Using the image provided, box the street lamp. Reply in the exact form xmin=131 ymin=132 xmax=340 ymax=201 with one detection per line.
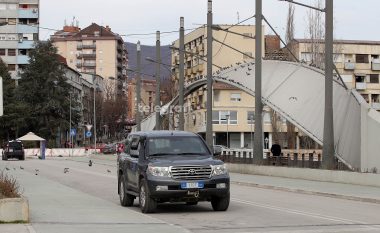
xmin=225 ymin=113 xmax=230 ymax=148
xmin=250 ymin=114 xmax=254 ymax=149
xmin=69 ymin=92 xmax=72 ymax=156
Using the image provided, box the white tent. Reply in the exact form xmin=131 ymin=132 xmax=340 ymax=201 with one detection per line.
xmin=17 ymin=132 xmax=45 ymax=141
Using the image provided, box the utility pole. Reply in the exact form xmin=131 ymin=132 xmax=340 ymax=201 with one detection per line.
xmin=322 ymin=0 xmax=335 ymax=169
xmin=136 ymin=41 xmax=142 ymax=131
xmin=253 ymin=0 xmax=264 ymax=164
xmin=93 ymin=75 xmax=97 ymax=154
xmin=178 ymin=17 xmax=185 ymax=131
xmin=69 ymin=92 xmax=72 ymax=156
xmin=206 ymin=0 xmax=213 ymax=149
xmin=155 ymin=31 xmax=161 ymax=130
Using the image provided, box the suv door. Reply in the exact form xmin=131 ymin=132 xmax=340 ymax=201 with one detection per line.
xmin=126 ymin=136 xmax=140 ymax=191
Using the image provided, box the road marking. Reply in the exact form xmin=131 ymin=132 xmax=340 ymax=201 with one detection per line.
xmin=26 ymin=224 xmax=37 ymax=233
xmin=232 ymin=198 xmax=380 ymax=230
xmin=240 ymin=227 xmax=377 ymax=233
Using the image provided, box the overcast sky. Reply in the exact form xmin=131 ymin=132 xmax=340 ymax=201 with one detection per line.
xmin=40 ymin=0 xmax=380 ymax=46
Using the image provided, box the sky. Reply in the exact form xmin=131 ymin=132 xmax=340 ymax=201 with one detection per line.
xmin=40 ymin=0 xmax=380 ymax=46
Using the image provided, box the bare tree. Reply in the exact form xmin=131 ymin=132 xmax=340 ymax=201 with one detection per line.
xmin=285 ymin=3 xmax=295 ymax=45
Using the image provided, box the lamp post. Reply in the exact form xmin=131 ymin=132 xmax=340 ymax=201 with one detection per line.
xmin=225 ymin=114 xmax=230 ymax=148
xmin=250 ymin=115 xmax=253 ymax=149
xmin=93 ymin=75 xmax=97 ymax=154
xmin=69 ymin=92 xmax=72 ymax=156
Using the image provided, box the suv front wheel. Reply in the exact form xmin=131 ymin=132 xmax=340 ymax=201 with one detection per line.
xmin=211 ymin=192 xmax=230 ymax=211
xmin=139 ymin=179 xmax=157 ymax=213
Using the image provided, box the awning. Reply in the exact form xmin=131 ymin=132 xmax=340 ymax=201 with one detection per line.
xmin=17 ymin=132 xmax=45 ymax=141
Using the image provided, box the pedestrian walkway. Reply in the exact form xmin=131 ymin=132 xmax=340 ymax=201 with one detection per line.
xmin=230 ymin=172 xmax=380 ymax=204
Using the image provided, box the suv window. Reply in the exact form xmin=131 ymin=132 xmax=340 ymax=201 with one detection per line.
xmin=148 ymin=136 xmax=209 ymax=156
xmin=8 ymin=141 xmax=23 ymax=150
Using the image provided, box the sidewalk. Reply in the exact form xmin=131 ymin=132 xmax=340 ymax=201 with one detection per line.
xmin=230 ymin=172 xmax=380 ymax=204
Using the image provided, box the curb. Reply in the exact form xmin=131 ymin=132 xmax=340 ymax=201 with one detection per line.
xmin=231 ymin=180 xmax=380 ymax=205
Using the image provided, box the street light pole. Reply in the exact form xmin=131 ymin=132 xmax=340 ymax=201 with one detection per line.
xmin=322 ymin=0 xmax=335 ymax=169
xmin=253 ymin=0 xmax=264 ymax=164
xmin=93 ymin=75 xmax=97 ymax=154
xmin=69 ymin=92 xmax=72 ymax=157
xmin=206 ymin=0 xmax=213 ymax=149
xmin=250 ymin=115 xmax=253 ymax=149
xmin=155 ymin=31 xmax=161 ymax=130
xmin=226 ymin=114 xmax=229 ymax=148
xmin=178 ymin=17 xmax=185 ymax=131
xmin=136 ymin=41 xmax=142 ymax=131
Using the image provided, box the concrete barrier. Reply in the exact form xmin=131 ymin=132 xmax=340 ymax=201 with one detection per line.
xmin=227 ymin=163 xmax=380 ymax=188
xmin=0 ymin=198 xmax=29 ymax=223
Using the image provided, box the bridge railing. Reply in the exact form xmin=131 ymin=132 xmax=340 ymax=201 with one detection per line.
xmin=217 ymin=149 xmax=350 ymax=170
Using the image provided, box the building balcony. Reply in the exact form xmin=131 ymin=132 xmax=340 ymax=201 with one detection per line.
xmin=17 ymin=55 xmax=29 ymax=64
xmin=344 ymin=62 xmax=355 ymax=70
xmin=18 ymin=9 xmax=39 ymax=19
xmin=117 ymin=53 xmax=122 ymax=60
xmin=77 ymin=53 xmax=96 ymax=59
xmin=17 ymin=40 xmax=34 ymax=49
xmin=372 ymin=62 xmax=380 ymax=71
xmin=355 ymin=82 xmax=367 ymax=90
xmin=82 ymin=63 xmax=96 ymax=68
xmin=371 ymin=102 xmax=380 ymax=110
xmin=17 ymin=24 xmax=38 ymax=34
xmin=117 ymin=44 xmax=124 ymax=51
xmin=77 ymin=44 xmax=96 ymax=50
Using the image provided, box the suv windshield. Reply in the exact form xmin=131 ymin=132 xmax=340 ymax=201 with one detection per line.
xmin=148 ymin=136 xmax=209 ymax=156
xmin=9 ymin=142 xmax=23 ymax=150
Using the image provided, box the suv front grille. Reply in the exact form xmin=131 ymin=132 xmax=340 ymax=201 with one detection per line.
xmin=170 ymin=165 xmax=212 ymax=180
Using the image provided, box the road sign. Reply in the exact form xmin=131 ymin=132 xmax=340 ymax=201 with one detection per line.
xmin=85 ymin=124 xmax=93 ymax=131
xmin=85 ymin=131 xmax=92 ymax=138
xmin=70 ymin=128 xmax=76 ymax=136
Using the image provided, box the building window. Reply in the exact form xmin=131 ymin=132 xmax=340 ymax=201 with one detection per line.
xmin=370 ymin=74 xmax=379 ymax=84
xmin=33 ymin=33 xmax=38 ymax=41
xmin=8 ymin=18 xmax=16 ymax=25
xmin=8 ymin=49 xmax=16 ymax=56
xmin=214 ymin=90 xmax=220 ymax=102
xmin=372 ymin=94 xmax=380 ymax=103
xmin=18 ymin=49 xmax=27 ymax=55
xmin=230 ymin=93 xmax=241 ymax=102
xmin=247 ymin=111 xmax=254 ymax=124
xmin=0 ymin=49 xmax=5 ymax=56
xmin=212 ymin=111 xmax=238 ymax=125
xmin=243 ymin=52 xmax=252 ymax=59
xmin=8 ymin=64 xmax=16 ymax=71
xmin=356 ymin=54 xmax=369 ymax=64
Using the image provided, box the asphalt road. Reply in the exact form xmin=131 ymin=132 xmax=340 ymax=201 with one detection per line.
xmin=2 ymin=156 xmax=380 ymax=233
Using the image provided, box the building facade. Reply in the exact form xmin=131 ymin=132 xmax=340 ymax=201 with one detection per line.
xmin=0 ymin=0 xmax=39 ymax=82
xmin=51 ymin=23 xmax=127 ymax=97
xmin=127 ymin=78 xmax=157 ymax=122
xmin=171 ymin=25 xmax=275 ymax=149
xmin=290 ymin=39 xmax=380 ymax=111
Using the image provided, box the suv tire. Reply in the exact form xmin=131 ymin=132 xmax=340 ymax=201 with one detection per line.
xmin=139 ymin=178 xmax=157 ymax=213
xmin=2 ymin=154 xmax=7 ymax=161
xmin=119 ymin=175 xmax=135 ymax=207
xmin=211 ymin=192 xmax=230 ymax=211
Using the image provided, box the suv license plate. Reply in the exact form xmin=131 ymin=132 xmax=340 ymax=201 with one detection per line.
xmin=181 ymin=182 xmax=204 ymax=189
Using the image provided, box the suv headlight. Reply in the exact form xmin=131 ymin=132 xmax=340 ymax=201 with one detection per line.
xmin=147 ymin=166 xmax=171 ymax=177
xmin=211 ymin=164 xmax=228 ymax=176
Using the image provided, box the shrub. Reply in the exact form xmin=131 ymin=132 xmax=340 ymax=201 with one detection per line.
xmin=0 ymin=171 xmax=21 ymax=199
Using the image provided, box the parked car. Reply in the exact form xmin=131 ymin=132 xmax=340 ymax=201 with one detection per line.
xmin=102 ymin=143 xmax=116 ymax=154
xmin=2 ymin=140 xmax=25 ymax=161
xmin=117 ymin=131 xmax=230 ymax=213
xmin=213 ymin=145 xmax=229 ymax=153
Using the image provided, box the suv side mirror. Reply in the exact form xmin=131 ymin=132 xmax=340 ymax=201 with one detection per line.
xmin=213 ymin=146 xmax=222 ymax=156
xmin=130 ymin=149 xmax=139 ymax=158
xmin=130 ymin=140 xmax=139 ymax=150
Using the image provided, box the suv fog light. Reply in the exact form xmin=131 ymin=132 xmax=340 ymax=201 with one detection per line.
xmin=216 ymin=183 xmax=226 ymax=189
xmin=156 ymin=185 xmax=168 ymax=191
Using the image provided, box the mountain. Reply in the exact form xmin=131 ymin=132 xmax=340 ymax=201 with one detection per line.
xmin=125 ymin=42 xmax=171 ymax=80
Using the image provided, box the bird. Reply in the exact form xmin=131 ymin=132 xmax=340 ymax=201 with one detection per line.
xmin=248 ymin=68 xmax=252 ymax=71
xmin=20 ymin=166 xmax=24 ymax=170
xmin=246 ymin=72 xmax=251 ymax=76
xmin=64 ymin=168 xmax=69 ymax=174
xmin=5 ymin=167 xmax=10 ymax=171
xmin=88 ymin=160 xmax=93 ymax=167
xmin=35 ymin=169 xmax=39 ymax=175
xmin=107 ymin=169 xmax=111 ymax=173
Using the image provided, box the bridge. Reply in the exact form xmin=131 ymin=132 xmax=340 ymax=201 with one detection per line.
xmin=134 ymin=60 xmax=380 ymax=172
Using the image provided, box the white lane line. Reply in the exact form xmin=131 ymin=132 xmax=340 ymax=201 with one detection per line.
xmin=232 ymin=198 xmax=380 ymax=230
xmin=240 ymin=227 xmax=376 ymax=233
xmin=26 ymin=224 xmax=37 ymax=233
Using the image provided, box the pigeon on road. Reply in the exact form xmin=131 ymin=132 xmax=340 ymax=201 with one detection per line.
xmin=64 ymin=168 xmax=69 ymax=174
xmin=20 ymin=166 xmax=24 ymax=170
xmin=5 ymin=167 xmax=10 ymax=171
xmin=107 ymin=169 xmax=111 ymax=173
xmin=35 ymin=169 xmax=39 ymax=175
xmin=88 ymin=160 xmax=93 ymax=167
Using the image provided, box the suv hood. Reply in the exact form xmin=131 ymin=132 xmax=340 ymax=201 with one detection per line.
xmin=149 ymin=155 xmax=223 ymax=166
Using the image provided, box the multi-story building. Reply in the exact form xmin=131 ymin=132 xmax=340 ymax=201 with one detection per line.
xmin=0 ymin=0 xmax=39 ymax=82
xmin=290 ymin=39 xmax=380 ymax=111
xmin=127 ymin=78 xmax=157 ymax=122
xmin=171 ymin=25 xmax=272 ymax=148
xmin=51 ymin=23 xmax=127 ymax=97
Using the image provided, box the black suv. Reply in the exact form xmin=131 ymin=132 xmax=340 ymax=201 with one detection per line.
xmin=117 ymin=131 xmax=230 ymax=213
xmin=2 ymin=140 xmax=25 ymax=161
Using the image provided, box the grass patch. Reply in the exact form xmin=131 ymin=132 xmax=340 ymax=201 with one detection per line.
xmin=0 ymin=220 xmax=28 ymax=224
xmin=0 ymin=171 xmax=21 ymax=199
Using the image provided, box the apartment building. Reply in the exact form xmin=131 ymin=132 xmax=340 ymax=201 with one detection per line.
xmin=51 ymin=23 xmax=127 ymax=97
xmin=171 ymin=25 xmax=273 ymax=148
xmin=290 ymin=39 xmax=380 ymax=110
xmin=0 ymin=0 xmax=39 ymax=81
xmin=127 ymin=78 xmax=157 ymax=122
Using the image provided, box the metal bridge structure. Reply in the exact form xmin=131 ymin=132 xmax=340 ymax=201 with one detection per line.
xmin=133 ymin=60 xmax=380 ymax=172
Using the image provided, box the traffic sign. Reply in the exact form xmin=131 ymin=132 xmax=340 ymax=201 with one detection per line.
xmin=70 ymin=128 xmax=76 ymax=136
xmin=85 ymin=131 xmax=92 ymax=138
